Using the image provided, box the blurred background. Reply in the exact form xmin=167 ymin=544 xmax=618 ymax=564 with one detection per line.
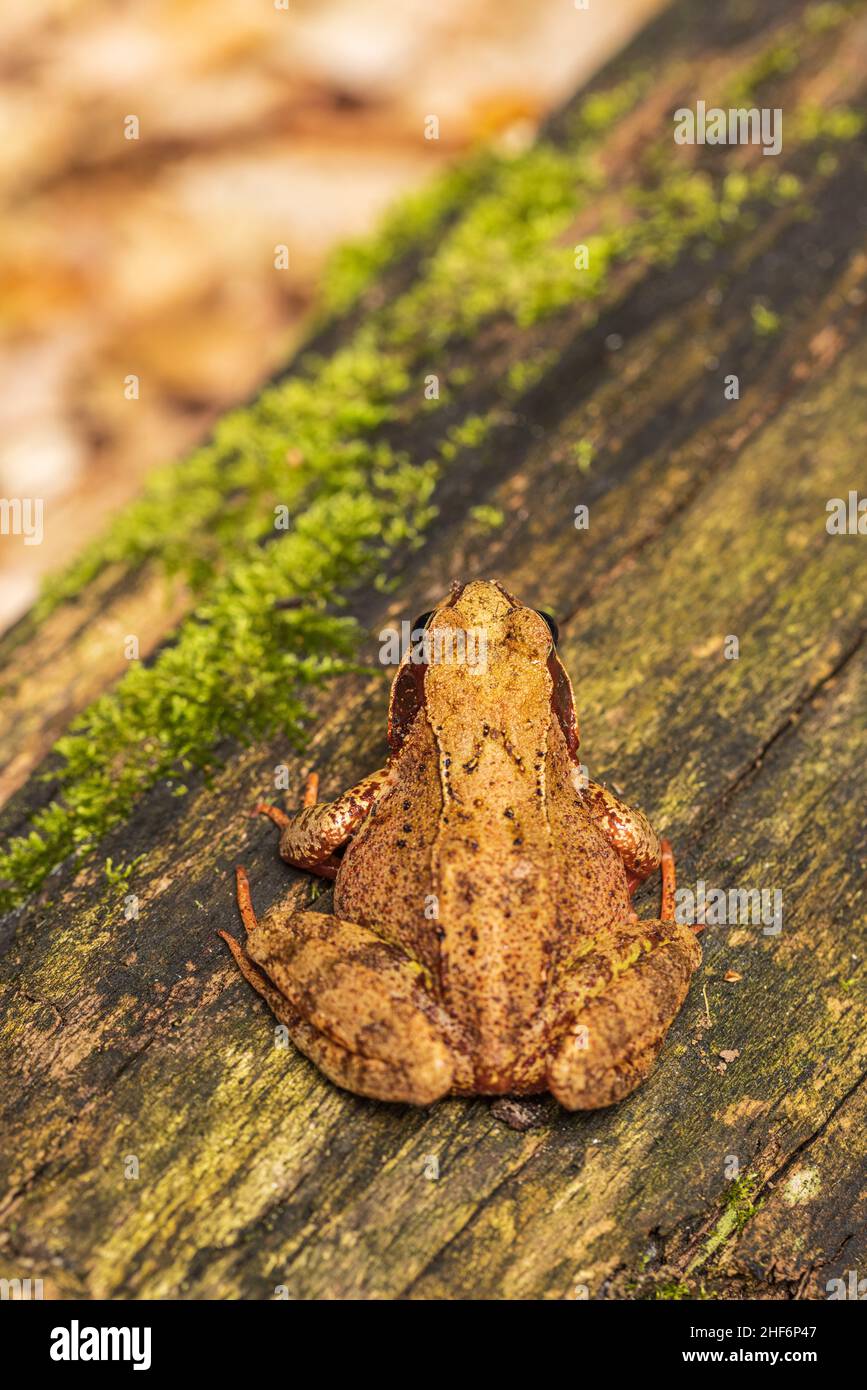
xmin=0 ymin=0 xmax=663 ymax=632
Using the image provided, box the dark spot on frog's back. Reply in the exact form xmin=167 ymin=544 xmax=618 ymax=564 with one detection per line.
xmin=455 ymin=873 xmax=475 ymax=904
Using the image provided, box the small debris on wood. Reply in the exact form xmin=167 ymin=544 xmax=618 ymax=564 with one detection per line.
xmin=491 ymin=1097 xmax=548 ymax=1131
xmin=717 ymin=1048 xmax=741 ymax=1072
xmin=724 ymin=971 xmax=743 ymax=982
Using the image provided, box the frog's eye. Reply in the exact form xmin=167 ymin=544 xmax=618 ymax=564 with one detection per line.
xmin=536 ymin=610 xmax=559 ymax=645
xmin=412 ymin=610 xmax=435 ymax=632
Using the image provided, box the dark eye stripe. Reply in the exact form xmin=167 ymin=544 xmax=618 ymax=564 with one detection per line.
xmin=536 ymin=610 xmax=559 ymax=645
xmin=412 ymin=611 xmax=434 ymax=631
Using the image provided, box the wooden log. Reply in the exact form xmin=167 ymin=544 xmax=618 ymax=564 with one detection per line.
xmin=1 ymin=0 xmax=865 ymax=1299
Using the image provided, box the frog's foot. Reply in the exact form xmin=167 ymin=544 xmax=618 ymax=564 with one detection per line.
xmin=254 ymin=767 xmax=394 ymax=881
xmin=220 ymin=872 xmax=462 ymax=1105
xmin=545 ymin=918 xmax=701 ymax=1110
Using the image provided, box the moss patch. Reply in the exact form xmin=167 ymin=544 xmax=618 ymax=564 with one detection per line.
xmin=687 ymin=1172 xmax=764 ymax=1274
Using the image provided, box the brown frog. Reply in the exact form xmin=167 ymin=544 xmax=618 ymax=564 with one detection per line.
xmin=220 ymin=579 xmax=701 ymax=1109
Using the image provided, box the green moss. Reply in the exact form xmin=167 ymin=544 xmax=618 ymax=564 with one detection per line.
xmin=504 ymin=354 xmax=555 ymax=396
xmin=0 ymin=451 xmax=440 ymax=910
xmin=572 ymin=439 xmax=595 ymax=473
xmin=569 ymin=73 xmax=650 ymax=139
xmin=751 ymin=302 xmax=781 ymax=337
xmin=388 ymin=144 xmax=601 ymax=340
xmin=440 ymin=412 xmax=496 ymax=460
xmin=796 ymin=104 xmax=865 ymax=142
xmin=725 ymin=1172 xmax=763 ymax=1234
xmin=652 ymin=1279 xmax=714 ymax=1300
xmin=654 ymin=1280 xmax=690 ymax=1300
xmin=103 ymin=855 xmax=145 ymax=889
xmin=632 ymin=1176 xmax=765 ymax=1298
xmin=725 ymin=41 xmax=799 ymax=106
xmin=468 ymin=504 xmax=505 ymax=532
xmin=688 ymin=1172 xmax=763 ymax=1273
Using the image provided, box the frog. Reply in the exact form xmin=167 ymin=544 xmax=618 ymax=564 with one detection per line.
xmin=219 ymin=578 xmax=701 ymax=1109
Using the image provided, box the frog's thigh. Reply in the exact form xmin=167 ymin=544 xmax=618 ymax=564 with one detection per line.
xmin=244 ymin=907 xmax=456 ymax=1105
xmin=546 ymin=920 xmax=701 ymax=1110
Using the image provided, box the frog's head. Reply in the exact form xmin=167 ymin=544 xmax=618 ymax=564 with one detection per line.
xmin=387 ymin=579 xmax=580 ymax=760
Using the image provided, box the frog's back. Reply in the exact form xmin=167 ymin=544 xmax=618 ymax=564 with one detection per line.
xmin=334 ymin=713 xmax=446 ymax=981
xmin=423 ymin=639 xmax=566 ymax=1090
xmin=424 ymin=680 xmax=551 ymax=1087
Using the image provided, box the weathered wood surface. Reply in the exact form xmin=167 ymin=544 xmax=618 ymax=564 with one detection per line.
xmin=1 ymin=0 xmax=866 ymax=1299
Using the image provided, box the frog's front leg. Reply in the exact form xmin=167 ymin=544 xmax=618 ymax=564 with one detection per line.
xmin=544 ymin=918 xmax=701 ymax=1110
xmin=256 ymin=766 xmax=395 ymax=880
xmin=582 ymin=778 xmax=662 ymax=894
xmin=219 ymin=869 xmax=467 ymax=1104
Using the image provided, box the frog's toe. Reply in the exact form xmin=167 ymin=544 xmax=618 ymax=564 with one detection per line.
xmin=546 ymin=919 xmax=701 ymax=1110
xmin=549 ymin=1034 xmax=660 ymax=1110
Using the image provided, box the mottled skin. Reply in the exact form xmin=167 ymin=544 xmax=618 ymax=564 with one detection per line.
xmin=221 ymin=580 xmax=701 ymax=1109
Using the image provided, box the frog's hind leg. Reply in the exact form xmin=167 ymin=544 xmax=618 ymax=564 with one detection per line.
xmin=254 ymin=767 xmax=394 ymax=881
xmin=545 ymin=918 xmax=701 ymax=1110
xmin=220 ymin=877 xmax=462 ymax=1104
